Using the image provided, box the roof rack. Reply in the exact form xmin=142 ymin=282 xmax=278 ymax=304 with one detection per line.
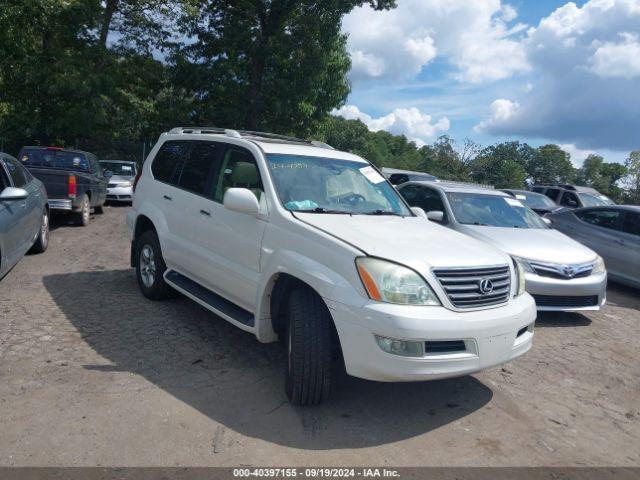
xmin=167 ymin=127 xmax=334 ymax=149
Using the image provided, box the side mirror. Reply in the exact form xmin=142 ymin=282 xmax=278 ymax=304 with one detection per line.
xmin=223 ymin=188 xmax=260 ymax=216
xmin=426 ymin=210 xmax=444 ymax=222
xmin=104 ymin=170 xmax=113 ymax=178
xmin=410 ymin=207 xmax=427 ymax=218
xmin=0 ymin=187 xmax=28 ymax=201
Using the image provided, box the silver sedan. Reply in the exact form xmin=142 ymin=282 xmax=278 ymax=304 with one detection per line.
xmin=398 ymin=181 xmax=608 ymax=311
xmin=547 ymin=205 xmax=640 ymax=289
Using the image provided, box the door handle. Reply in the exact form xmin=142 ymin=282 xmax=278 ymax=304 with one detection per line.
xmin=200 ymin=209 xmax=211 ymax=217
xmin=163 ymin=195 xmax=172 ymax=201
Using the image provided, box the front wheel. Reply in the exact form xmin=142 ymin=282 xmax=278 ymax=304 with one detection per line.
xmin=285 ymin=288 xmax=333 ymax=405
xmin=29 ymin=208 xmax=49 ymax=254
xmin=135 ymin=230 xmax=172 ymax=300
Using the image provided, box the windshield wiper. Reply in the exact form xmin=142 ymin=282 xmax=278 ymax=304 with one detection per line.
xmin=296 ymin=207 xmax=352 ymax=215
xmin=363 ymin=210 xmax=402 ymax=216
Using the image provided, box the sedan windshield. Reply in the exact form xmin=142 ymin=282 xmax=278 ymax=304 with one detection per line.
xmin=514 ymin=192 xmax=557 ymax=210
xmin=266 ymin=154 xmax=412 ymax=216
xmin=579 ymin=192 xmax=615 ymax=207
xmin=101 ymin=161 xmax=136 ymax=176
xmin=447 ymin=192 xmax=548 ymax=228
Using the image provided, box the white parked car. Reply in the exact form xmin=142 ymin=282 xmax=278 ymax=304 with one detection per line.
xmin=398 ymin=181 xmax=607 ymax=311
xmin=127 ymin=128 xmax=536 ymax=405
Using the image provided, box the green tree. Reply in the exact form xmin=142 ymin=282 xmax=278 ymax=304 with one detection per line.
xmin=177 ymin=0 xmax=395 ymax=135
xmin=577 ymin=154 xmax=627 ymax=202
xmin=624 ymin=151 xmax=640 ymax=204
xmin=528 ymin=144 xmax=576 ymax=184
xmin=469 ymin=142 xmax=532 ymax=188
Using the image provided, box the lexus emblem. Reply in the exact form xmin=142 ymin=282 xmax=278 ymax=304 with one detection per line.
xmin=479 ymin=278 xmax=494 ymax=294
xmin=562 ymin=265 xmax=575 ymax=277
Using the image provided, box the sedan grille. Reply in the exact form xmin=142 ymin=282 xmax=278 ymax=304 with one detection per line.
xmin=532 ymin=295 xmax=598 ymax=308
xmin=433 ymin=265 xmax=511 ymax=309
xmin=529 ymin=261 xmax=593 ymax=280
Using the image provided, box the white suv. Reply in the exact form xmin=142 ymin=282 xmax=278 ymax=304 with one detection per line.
xmin=127 ymin=127 xmax=536 ymax=405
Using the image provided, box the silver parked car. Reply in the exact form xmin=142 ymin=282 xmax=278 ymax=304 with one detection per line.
xmin=398 ymin=181 xmax=607 ymax=311
xmin=547 ymin=206 xmax=640 ymax=289
xmin=0 ymin=153 xmax=49 ymax=279
xmin=100 ymin=160 xmax=137 ymax=204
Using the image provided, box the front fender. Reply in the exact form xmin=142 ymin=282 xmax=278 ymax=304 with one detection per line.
xmin=254 ymin=249 xmax=363 ymax=343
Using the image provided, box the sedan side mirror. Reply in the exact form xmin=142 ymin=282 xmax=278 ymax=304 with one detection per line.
xmin=0 ymin=187 xmax=28 ymax=201
xmin=426 ymin=210 xmax=444 ymax=222
xmin=223 ymin=188 xmax=260 ymax=216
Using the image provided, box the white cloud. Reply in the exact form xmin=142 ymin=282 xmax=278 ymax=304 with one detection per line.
xmin=333 ymin=105 xmax=450 ymax=145
xmin=474 ymin=99 xmax=520 ymax=133
xmin=589 ymin=33 xmax=640 ymax=78
xmin=476 ymin=0 xmax=640 ymax=150
xmin=559 ymin=144 xmax=598 ymax=167
xmin=342 ymin=0 xmax=530 ymax=83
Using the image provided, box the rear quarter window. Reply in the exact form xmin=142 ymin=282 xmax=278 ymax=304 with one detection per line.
xmin=151 ymin=141 xmax=190 ymax=184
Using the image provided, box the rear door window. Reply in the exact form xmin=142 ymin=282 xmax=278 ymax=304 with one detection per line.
xmin=560 ymin=192 xmax=579 ymax=207
xmin=544 ymin=188 xmax=561 ymax=201
xmin=151 ymin=141 xmax=190 ymax=185
xmin=575 ymin=208 xmax=622 ymax=231
xmin=176 ymin=141 xmax=220 ymax=196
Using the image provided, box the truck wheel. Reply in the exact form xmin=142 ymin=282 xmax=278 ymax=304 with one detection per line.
xmin=285 ymin=288 xmax=333 ymax=405
xmin=135 ymin=230 xmax=172 ymax=300
xmin=29 ymin=208 xmax=49 ymax=254
xmin=75 ymin=195 xmax=90 ymax=226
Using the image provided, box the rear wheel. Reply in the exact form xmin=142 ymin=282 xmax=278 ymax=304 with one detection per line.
xmin=135 ymin=230 xmax=172 ymax=300
xmin=75 ymin=194 xmax=90 ymax=226
xmin=29 ymin=208 xmax=49 ymax=254
xmin=285 ymin=288 xmax=333 ymax=405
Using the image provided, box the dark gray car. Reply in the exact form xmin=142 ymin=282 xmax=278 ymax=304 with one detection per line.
xmin=0 ymin=153 xmax=49 ymax=279
xmin=547 ymin=206 xmax=640 ymax=289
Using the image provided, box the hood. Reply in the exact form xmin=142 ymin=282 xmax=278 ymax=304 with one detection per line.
xmin=457 ymin=225 xmax=597 ymax=264
xmin=294 ymin=213 xmax=510 ymax=270
xmin=109 ymin=174 xmax=134 ymax=183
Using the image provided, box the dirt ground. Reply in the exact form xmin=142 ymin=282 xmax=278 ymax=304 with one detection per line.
xmin=0 ymin=205 xmax=638 ymax=467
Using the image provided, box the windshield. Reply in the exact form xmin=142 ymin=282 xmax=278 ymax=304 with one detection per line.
xmin=101 ymin=161 xmax=136 ymax=176
xmin=447 ymin=192 xmax=548 ymax=228
xmin=579 ymin=192 xmax=614 ymax=207
xmin=266 ymin=154 xmax=412 ymax=216
xmin=513 ymin=191 xmax=557 ymax=209
xmin=19 ymin=148 xmax=89 ymax=171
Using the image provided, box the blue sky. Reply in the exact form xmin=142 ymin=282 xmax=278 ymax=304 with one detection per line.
xmin=336 ymin=0 xmax=639 ymax=165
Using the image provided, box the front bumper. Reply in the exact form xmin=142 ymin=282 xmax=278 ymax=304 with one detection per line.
xmin=107 ymin=185 xmax=133 ymax=202
xmin=326 ymin=293 xmax=536 ymax=382
xmin=525 ymin=271 xmax=607 ymax=311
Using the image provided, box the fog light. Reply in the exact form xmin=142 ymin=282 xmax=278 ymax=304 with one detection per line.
xmin=375 ymin=335 xmax=423 ymax=357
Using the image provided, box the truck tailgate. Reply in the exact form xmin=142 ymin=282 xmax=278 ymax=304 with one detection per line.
xmin=26 ymin=168 xmax=71 ymax=199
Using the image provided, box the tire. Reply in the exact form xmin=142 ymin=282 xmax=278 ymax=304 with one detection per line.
xmin=75 ymin=194 xmax=90 ymax=226
xmin=29 ymin=208 xmax=49 ymax=254
xmin=285 ymin=288 xmax=333 ymax=405
xmin=135 ymin=229 xmax=172 ymax=300
xmin=94 ymin=204 xmax=104 ymax=214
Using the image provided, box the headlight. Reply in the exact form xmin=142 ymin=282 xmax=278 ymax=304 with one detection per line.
xmin=356 ymin=257 xmax=440 ymax=305
xmin=118 ymin=181 xmax=133 ymax=188
xmin=512 ymin=257 xmax=527 ymax=296
xmin=592 ymin=255 xmax=605 ymax=274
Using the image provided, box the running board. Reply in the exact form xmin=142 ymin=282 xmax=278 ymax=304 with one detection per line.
xmin=164 ymin=270 xmax=255 ymax=329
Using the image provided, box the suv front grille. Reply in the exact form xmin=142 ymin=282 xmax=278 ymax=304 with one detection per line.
xmin=433 ymin=266 xmax=511 ymax=309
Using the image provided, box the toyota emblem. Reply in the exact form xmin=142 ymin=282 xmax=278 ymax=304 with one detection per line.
xmin=562 ymin=265 xmax=575 ymax=277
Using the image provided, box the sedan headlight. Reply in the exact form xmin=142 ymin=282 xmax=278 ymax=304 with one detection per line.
xmin=512 ymin=257 xmax=527 ymax=296
xmin=118 ymin=181 xmax=133 ymax=188
xmin=592 ymin=255 xmax=605 ymax=274
xmin=356 ymin=257 xmax=440 ymax=305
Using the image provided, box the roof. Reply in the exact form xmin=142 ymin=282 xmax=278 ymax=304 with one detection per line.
xmin=100 ymin=159 xmax=136 ymax=164
xmin=21 ymin=146 xmax=93 ymax=155
xmin=164 ymin=127 xmax=367 ymax=163
xmin=533 ymin=183 xmax=602 ymax=195
xmin=502 ymin=189 xmax=547 ymax=197
xmin=404 ymin=180 xmax=507 ymax=196
xmin=576 ymin=204 xmax=640 ymax=212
